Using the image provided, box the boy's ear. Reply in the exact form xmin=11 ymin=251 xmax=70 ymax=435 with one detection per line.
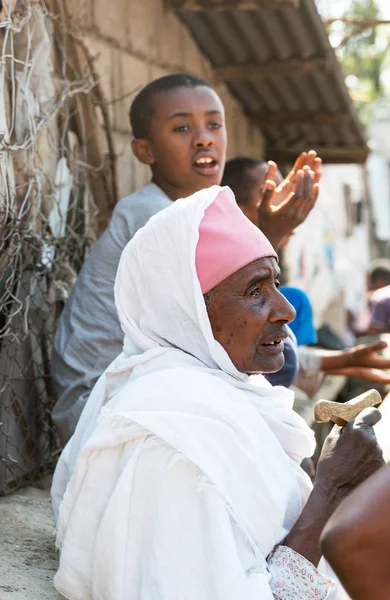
xmin=131 ymin=138 xmax=156 ymax=166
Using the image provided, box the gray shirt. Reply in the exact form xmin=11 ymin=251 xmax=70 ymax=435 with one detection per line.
xmin=51 ymin=183 xmax=171 ymax=442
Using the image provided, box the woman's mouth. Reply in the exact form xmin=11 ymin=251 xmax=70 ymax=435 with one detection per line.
xmin=260 ymin=339 xmax=285 ymax=354
xmin=193 ymin=155 xmax=219 ymax=176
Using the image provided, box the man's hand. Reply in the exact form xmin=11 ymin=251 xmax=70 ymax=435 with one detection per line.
xmin=267 ymin=150 xmax=322 ymax=206
xmin=320 ymin=341 xmax=390 ymax=375
xmin=329 ymin=366 xmax=390 ymax=385
xmin=257 ymin=150 xmax=322 ymax=250
xmin=344 ymin=341 xmax=390 ymax=370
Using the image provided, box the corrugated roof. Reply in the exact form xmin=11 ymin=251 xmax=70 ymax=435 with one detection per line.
xmin=176 ymin=0 xmax=368 ymax=164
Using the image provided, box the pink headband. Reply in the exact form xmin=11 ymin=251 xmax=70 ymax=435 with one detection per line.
xmin=195 ymin=188 xmax=277 ymax=294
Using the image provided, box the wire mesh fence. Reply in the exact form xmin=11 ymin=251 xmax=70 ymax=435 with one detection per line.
xmin=0 ymin=0 xmax=117 ymax=494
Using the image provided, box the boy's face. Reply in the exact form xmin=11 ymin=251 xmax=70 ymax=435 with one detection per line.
xmin=132 ymin=86 xmax=227 ymax=200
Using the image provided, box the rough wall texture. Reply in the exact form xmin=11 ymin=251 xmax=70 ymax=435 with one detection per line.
xmin=69 ymin=0 xmax=264 ymax=200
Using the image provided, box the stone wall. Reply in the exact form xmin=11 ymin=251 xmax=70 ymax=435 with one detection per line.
xmin=69 ymin=0 xmax=265 ymax=200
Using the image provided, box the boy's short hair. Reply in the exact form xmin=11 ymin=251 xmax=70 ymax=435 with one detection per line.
xmin=130 ymin=73 xmax=212 ymax=139
xmin=222 ymin=157 xmax=267 ymax=207
xmin=369 ymin=259 xmax=390 ymax=285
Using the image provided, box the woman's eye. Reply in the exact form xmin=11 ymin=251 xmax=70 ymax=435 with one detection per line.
xmin=209 ymin=122 xmax=222 ymax=130
xmin=173 ymin=125 xmax=190 ymax=133
xmin=249 ymin=287 xmax=262 ymax=297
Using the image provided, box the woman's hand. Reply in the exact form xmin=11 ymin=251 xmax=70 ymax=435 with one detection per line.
xmin=315 ymin=407 xmax=385 ymax=499
xmin=257 ymin=151 xmax=322 ymax=249
xmin=284 ymin=408 xmax=384 ymax=567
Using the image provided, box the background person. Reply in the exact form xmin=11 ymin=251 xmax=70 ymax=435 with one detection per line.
xmin=280 ymin=286 xmax=318 ymax=346
xmin=321 ymin=463 xmax=390 ymax=600
xmin=366 ymin=259 xmax=390 ymax=335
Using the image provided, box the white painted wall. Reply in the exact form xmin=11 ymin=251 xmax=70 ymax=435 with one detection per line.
xmin=367 ymin=153 xmax=390 ymax=242
xmin=367 ymin=101 xmax=390 ymax=243
xmin=283 ymin=164 xmax=370 ymax=332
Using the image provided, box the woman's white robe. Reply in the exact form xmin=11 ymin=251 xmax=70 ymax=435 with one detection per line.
xmin=52 ymin=186 xmax=345 ymax=599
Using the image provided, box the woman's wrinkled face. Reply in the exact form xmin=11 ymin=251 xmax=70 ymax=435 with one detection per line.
xmin=205 ymin=257 xmax=296 ymax=374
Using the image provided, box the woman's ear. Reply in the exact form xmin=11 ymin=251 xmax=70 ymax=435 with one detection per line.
xmin=131 ymin=138 xmax=156 ymax=165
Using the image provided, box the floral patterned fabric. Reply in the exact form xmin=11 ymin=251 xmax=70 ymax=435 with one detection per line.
xmin=268 ymin=545 xmax=334 ymax=599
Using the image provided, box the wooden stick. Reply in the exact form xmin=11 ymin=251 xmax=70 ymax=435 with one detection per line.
xmin=315 ymin=389 xmax=382 ymax=426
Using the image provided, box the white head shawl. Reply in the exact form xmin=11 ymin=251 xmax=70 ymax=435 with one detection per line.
xmin=56 ymin=185 xmax=315 ymax=564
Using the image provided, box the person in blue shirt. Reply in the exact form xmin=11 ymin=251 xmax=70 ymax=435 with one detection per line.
xmin=280 ymin=286 xmax=317 ymax=346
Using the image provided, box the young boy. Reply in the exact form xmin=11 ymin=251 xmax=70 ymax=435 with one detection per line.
xmin=52 ymin=75 xmax=318 ymax=443
xmin=52 ymin=73 xmax=227 ymax=443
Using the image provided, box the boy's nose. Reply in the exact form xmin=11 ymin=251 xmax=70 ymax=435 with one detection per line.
xmin=193 ymin=128 xmax=214 ymax=148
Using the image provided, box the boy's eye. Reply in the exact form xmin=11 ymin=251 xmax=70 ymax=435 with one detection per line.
xmin=173 ymin=125 xmax=190 ymax=133
xmin=209 ymin=122 xmax=222 ymax=130
xmin=275 ymin=280 xmax=280 ymax=289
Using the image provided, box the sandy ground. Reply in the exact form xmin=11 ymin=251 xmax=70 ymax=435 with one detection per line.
xmin=0 ymin=485 xmax=63 ymax=599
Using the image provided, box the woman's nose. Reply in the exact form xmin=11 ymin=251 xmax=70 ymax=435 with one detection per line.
xmin=271 ymin=292 xmax=296 ymax=324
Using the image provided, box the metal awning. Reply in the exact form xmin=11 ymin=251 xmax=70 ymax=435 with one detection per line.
xmin=170 ymin=0 xmax=369 ymax=164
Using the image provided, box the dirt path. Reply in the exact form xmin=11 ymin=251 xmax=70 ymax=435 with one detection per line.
xmin=0 ymin=487 xmax=62 ymax=599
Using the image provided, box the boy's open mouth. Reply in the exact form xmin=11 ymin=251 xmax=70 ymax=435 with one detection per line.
xmin=193 ymin=153 xmax=219 ymax=176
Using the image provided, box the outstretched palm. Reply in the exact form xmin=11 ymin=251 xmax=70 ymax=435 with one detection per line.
xmin=257 ymin=150 xmax=322 ymax=249
xmin=345 ymin=341 xmax=390 ymax=370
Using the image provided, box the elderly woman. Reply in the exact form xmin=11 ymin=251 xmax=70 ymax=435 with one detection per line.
xmin=52 ymin=186 xmax=383 ymax=600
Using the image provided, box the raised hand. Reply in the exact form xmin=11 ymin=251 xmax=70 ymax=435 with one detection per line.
xmin=257 ymin=150 xmax=322 ymax=249
xmin=267 ymin=150 xmax=322 ymax=206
